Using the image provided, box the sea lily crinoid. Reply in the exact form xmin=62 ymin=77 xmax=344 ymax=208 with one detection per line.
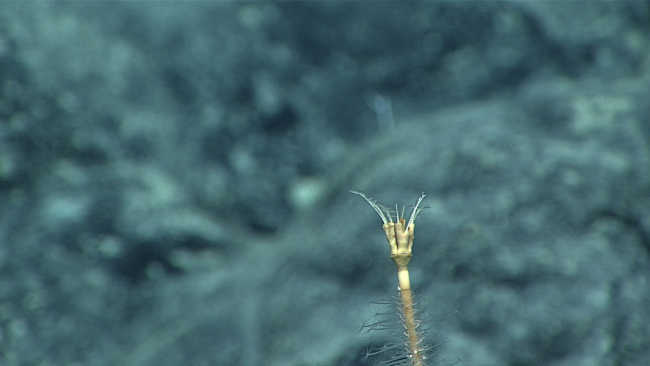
xmin=349 ymin=191 xmax=427 ymax=266
xmin=351 ymin=191 xmax=429 ymax=366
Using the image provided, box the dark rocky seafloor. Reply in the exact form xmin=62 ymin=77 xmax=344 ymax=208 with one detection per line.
xmin=1 ymin=2 xmax=649 ymax=365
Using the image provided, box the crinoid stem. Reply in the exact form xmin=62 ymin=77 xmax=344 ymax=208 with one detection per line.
xmin=351 ymin=191 xmax=427 ymax=366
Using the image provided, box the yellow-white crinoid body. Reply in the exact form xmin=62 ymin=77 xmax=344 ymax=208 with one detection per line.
xmin=351 ymin=191 xmax=429 ymax=366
